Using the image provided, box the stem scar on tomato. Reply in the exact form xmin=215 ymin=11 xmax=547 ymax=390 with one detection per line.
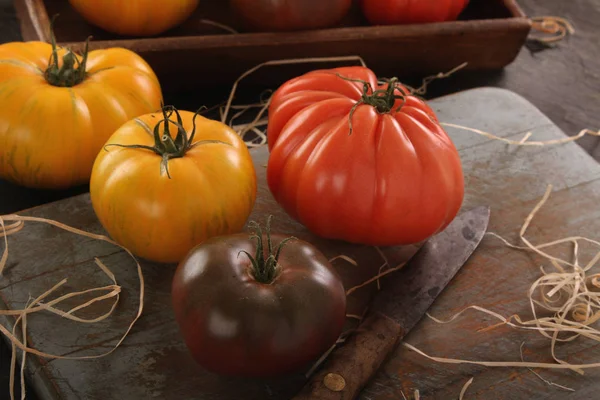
xmin=44 ymin=15 xmax=93 ymax=88
xmin=103 ymin=105 xmax=232 ymax=179
xmin=335 ymin=73 xmax=409 ymax=136
xmin=239 ymin=215 xmax=297 ymax=284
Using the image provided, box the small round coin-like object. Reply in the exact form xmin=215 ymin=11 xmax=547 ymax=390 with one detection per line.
xmin=323 ymin=373 xmax=346 ymax=392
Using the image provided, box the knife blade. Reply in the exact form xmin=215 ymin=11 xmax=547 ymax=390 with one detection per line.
xmin=292 ymin=205 xmax=491 ymax=400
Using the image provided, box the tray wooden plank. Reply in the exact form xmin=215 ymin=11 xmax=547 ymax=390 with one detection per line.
xmin=3 ymin=87 xmax=600 ymax=399
xmin=13 ymin=0 xmax=531 ymax=91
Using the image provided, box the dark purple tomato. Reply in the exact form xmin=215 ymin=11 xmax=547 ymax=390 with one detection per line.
xmin=171 ymin=219 xmax=347 ymax=377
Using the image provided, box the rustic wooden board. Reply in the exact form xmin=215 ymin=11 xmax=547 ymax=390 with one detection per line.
xmin=12 ymin=0 xmax=531 ymax=92
xmin=2 ymin=87 xmax=600 ymax=399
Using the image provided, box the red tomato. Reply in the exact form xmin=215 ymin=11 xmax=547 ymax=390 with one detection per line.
xmin=171 ymin=218 xmax=347 ymax=377
xmin=266 ymin=66 xmax=464 ymax=246
xmin=361 ymin=0 xmax=469 ymax=25
xmin=230 ymin=0 xmax=352 ymax=31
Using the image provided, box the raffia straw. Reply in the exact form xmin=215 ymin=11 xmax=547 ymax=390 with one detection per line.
xmin=410 ymin=62 xmax=468 ymax=96
xmin=304 ymin=323 xmax=362 ymax=378
xmin=399 ymin=378 xmax=473 ymax=399
xmin=229 ymin=103 xmax=267 ymax=110
xmin=404 ymin=184 xmax=600 ymax=374
xmin=530 ymin=16 xmax=575 ymax=44
xmin=345 ymin=262 xmax=405 ymax=296
xmin=0 ymin=220 xmax=23 ymax=237
xmin=520 ymin=342 xmax=575 ymax=392
xmin=221 ymin=55 xmax=367 ymax=123
xmin=10 ymin=296 xmax=32 ymax=400
xmin=199 ymin=19 xmax=239 ymax=34
xmin=227 ymin=97 xmax=272 ymax=131
xmin=345 ymin=314 xmax=363 ymax=320
xmin=220 ymin=56 xmax=367 ymax=143
xmin=231 ymin=120 xmax=268 ymax=131
xmin=403 ymin=341 xmax=600 ymax=371
xmin=441 ymin=124 xmax=600 ymax=147
xmin=306 ymin=308 xmax=369 ymax=378
xmin=0 ymin=279 xmax=120 ymax=318
xmin=0 ymin=214 xmax=145 ymax=400
xmin=304 ymin=340 xmax=339 ymax=378
xmin=19 ymin=305 xmax=27 ymax=400
xmin=329 ymin=255 xmax=358 ymax=266
xmin=236 ymin=101 xmax=271 ymax=144
xmin=344 ymin=246 xmax=408 ymax=296
xmin=11 ymin=286 xmax=65 ymax=399
xmin=247 ymin=128 xmax=268 ymax=148
xmin=220 ymin=59 xmax=469 ymax=145
xmin=375 ymin=247 xmax=390 ymax=290
xmin=459 ymin=377 xmax=474 ymax=400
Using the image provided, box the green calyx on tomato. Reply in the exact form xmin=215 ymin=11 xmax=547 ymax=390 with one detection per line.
xmin=104 ymin=105 xmax=230 ymax=178
xmin=240 ymin=216 xmax=296 ymax=284
xmin=44 ymin=17 xmax=91 ymax=88
xmin=337 ymin=73 xmax=407 ymax=135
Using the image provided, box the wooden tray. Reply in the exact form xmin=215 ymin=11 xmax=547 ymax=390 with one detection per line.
xmin=13 ymin=0 xmax=531 ymax=93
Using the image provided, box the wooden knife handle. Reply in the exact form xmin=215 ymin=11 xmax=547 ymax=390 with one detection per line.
xmin=292 ymin=312 xmax=405 ymax=400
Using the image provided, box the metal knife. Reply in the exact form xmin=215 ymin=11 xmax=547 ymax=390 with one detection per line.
xmin=292 ymin=206 xmax=491 ymax=400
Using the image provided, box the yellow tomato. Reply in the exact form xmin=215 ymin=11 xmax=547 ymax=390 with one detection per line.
xmin=90 ymin=107 xmax=257 ymax=264
xmin=69 ymin=0 xmax=200 ymax=36
xmin=0 ymin=37 xmax=162 ymax=189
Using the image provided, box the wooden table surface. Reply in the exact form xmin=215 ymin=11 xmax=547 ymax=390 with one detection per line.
xmin=0 ymin=0 xmax=599 ymax=398
xmin=2 ymin=86 xmax=600 ymax=400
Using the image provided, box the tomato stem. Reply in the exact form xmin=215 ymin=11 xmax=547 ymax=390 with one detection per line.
xmin=44 ymin=15 xmax=91 ymax=88
xmin=241 ymin=216 xmax=296 ymax=284
xmin=335 ymin=73 xmax=408 ymax=135
xmin=104 ymin=105 xmax=232 ymax=179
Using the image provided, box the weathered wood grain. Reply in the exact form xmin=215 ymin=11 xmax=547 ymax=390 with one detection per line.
xmin=417 ymin=0 xmax=600 ymax=159
xmin=358 ymin=89 xmax=600 ymax=400
xmin=293 ymin=313 xmax=405 ymax=400
xmin=0 ymin=157 xmax=419 ymax=400
xmin=1 ymin=87 xmax=600 ymax=399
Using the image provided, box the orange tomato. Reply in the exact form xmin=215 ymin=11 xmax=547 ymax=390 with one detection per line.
xmin=0 ymin=37 xmax=162 ymax=189
xmin=69 ymin=0 xmax=200 ymax=36
xmin=90 ymin=107 xmax=257 ymax=264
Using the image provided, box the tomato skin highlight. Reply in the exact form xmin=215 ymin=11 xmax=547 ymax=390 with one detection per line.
xmin=360 ymin=0 xmax=470 ymax=25
xmin=171 ymin=233 xmax=347 ymax=377
xmin=90 ymin=110 xmax=257 ymax=264
xmin=68 ymin=0 xmax=200 ymax=36
xmin=266 ymin=66 xmax=464 ymax=246
xmin=230 ymin=0 xmax=352 ymax=32
xmin=0 ymin=41 xmax=162 ymax=189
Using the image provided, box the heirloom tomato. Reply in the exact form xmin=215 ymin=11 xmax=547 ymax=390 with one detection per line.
xmin=230 ymin=0 xmax=352 ymax=32
xmin=90 ymin=106 xmax=257 ymax=264
xmin=69 ymin=0 xmax=200 ymax=36
xmin=361 ymin=0 xmax=469 ymax=25
xmin=0 ymin=33 xmax=162 ymax=189
xmin=267 ymin=66 xmax=464 ymax=246
xmin=172 ymin=217 xmax=347 ymax=377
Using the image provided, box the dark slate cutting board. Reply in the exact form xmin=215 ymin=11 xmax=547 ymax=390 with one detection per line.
xmin=2 ymin=87 xmax=600 ymax=399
